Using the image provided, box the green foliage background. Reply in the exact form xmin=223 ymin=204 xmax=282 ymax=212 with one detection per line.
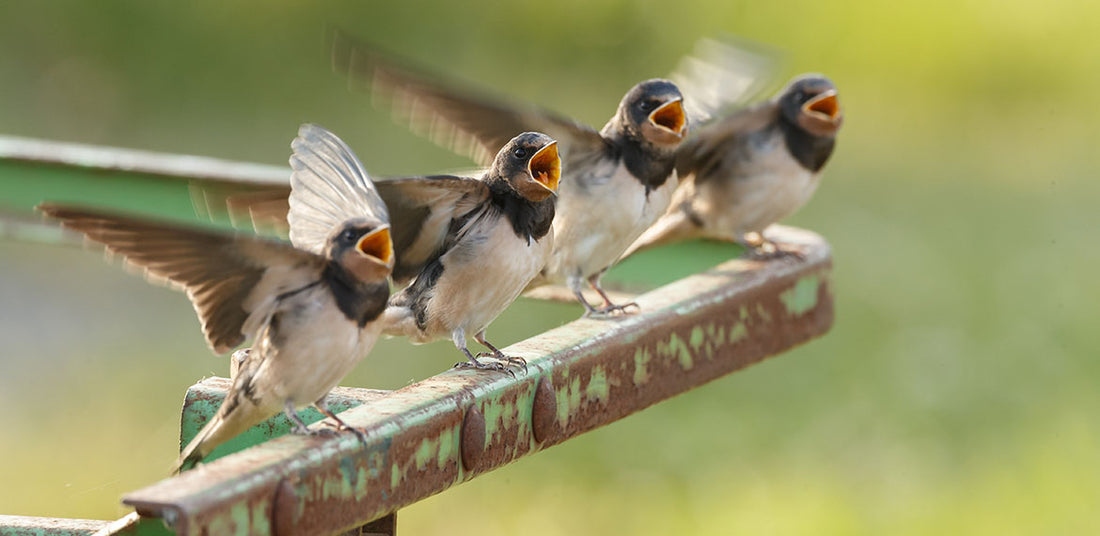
xmin=1 ymin=1 xmax=1097 ymax=533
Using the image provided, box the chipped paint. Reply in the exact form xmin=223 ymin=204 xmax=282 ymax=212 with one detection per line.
xmin=689 ymin=326 xmax=705 ymax=351
xmin=586 ymin=366 xmax=609 ymax=402
xmin=119 ymin=225 xmax=834 ymax=536
xmin=658 ymin=333 xmax=694 ymax=371
xmin=729 ymin=322 xmax=748 ymax=344
xmin=781 ymin=274 xmax=820 ymax=316
xmin=632 ymin=347 xmax=651 ymax=386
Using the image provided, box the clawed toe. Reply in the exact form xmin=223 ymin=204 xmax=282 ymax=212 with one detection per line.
xmin=454 ymin=359 xmax=518 ymax=378
xmin=744 ymin=245 xmax=802 ymax=261
xmin=586 ymin=301 xmax=640 ymax=318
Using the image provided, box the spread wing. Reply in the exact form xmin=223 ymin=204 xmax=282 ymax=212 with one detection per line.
xmin=670 ymin=35 xmax=782 ymax=126
xmin=38 ymin=203 xmax=326 ymax=354
xmin=676 ymin=99 xmax=780 ymax=182
xmin=374 ymin=175 xmax=489 ymax=285
xmin=331 ymin=29 xmax=607 ymax=167
xmin=288 ymin=123 xmax=390 ymax=254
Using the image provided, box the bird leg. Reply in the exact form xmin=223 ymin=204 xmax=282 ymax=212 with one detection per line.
xmin=474 ymin=330 xmax=527 ymax=374
xmin=738 ymin=232 xmax=802 ymax=260
xmin=585 ymin=274 xmax=639 ymax=317
xmin=451 ymin=329 xmax=515 ymax=377
xmin=315 ymin=397 xmax=368 ymax=445
xmin=284 ymin=400 xmax=320 ymax=435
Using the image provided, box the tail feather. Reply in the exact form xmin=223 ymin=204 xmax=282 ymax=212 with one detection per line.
xmin=173 ymin=412 xmax=224 ymax=473
xmin=620 ymin=210 xmax=704 ymax=261
xmin=172 ymin=397 xmax=274 ymax=473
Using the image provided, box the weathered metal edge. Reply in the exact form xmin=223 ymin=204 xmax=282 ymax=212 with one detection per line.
xmin=0 ymin=135 xmax=288 ymax=186
xmin=121 ymin=225 xmax=833 ymax=536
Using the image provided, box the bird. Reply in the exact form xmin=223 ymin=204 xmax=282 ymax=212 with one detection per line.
xmin=328 ymin=32 xmax=688 ymax=316
xmin=180 ymin=129 xmax=561 ymax=373
xmin=378 ymin=131 xmax=561 ymax=373
xmin=38 ymin=123 xmax=395 ymax=472
xmin=622 ymin=74 xmax=843 ymax=259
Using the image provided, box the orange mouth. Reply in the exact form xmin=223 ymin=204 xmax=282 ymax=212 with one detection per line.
xmin=527 ymin=141 xmax=561 ymax=193
xmin=357 ymin=225 xmax=393 ymax=266
xmin=803 ymin=90 xmax=840 ymax=120
xmin=649 ymin=98 xmax=686 ymax=137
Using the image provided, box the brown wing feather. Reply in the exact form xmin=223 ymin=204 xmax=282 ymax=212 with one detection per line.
xmin=374 ymin=175 xmax=489 ymax=285
xmin=38 ymin=203 xmax=325 ymax=354
xmin=331 ymin=29 xmax=605 ymax=166
xmin=676 ymin=100 xmax=779 ymax=180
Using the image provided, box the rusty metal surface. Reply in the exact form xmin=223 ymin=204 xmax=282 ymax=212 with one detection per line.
xmin=0 ymin=515 xmax=108 ymax=536
xmin=118 ymin=224 xmax=833 ymax=536
xmin=178 ymin=378 xmax=392 ymax=466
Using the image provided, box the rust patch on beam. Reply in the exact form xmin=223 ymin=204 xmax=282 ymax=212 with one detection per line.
xmin=121 ymin=225 xmax=833 ymax=536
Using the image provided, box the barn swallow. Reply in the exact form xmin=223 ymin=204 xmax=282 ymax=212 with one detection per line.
xmin=379 ymin=131 xmax=560 ymax=373
xmin=38 ymin=123 xmax=395 ymax=472
xmin=329 ymin=31 xmax=686 ymax=316
xmin=623 ymin=74 xmax=843 ymax=259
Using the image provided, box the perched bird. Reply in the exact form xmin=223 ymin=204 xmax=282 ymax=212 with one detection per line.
xmin=182 ymin=130 xmax=561 ymax=372
xmin=39 ymin=123 xmax=395 ymax=472
xmin=623 ymin=74 xmax=843 ymax=258
xmin=379 ymin=132 xmax=561 ymax=373
xmin=329 ymin=32 xmax=687 ymax=316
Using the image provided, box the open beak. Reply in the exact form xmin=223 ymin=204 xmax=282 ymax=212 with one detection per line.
xmin=802 ymin=90 xmax=841 ymax=121
xmin=356 ymin=225 xmax=394 ymax=267
xmin=527 ymin=141 xmax=561 ymax=195
xmin=649 ymin=98 xmax=686 ymax=137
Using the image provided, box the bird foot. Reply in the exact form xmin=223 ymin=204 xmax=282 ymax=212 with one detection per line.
xmin=476 ymin=352 xmax=528 ymax=374
xmin=454 ymin=358 xmax=517 ymax=378
xmin=320 ymin=420 xmax=369 ymax=445
xmin=743 ymin=243 xmax=803 ymax=261
xmin=584 ymin=301 xmax=640 ymax=318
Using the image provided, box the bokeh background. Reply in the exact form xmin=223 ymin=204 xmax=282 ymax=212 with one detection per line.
xmin=2 ymin=1 xmax=1098 ymax=534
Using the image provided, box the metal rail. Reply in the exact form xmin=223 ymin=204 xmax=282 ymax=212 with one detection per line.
xmin=0 ymin=136 xmax=834 ymax=536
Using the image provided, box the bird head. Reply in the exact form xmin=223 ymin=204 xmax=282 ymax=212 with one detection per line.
xmin=490 ymin=132 xmax=561 ymax=203
xmin=328 ymin=219 xmax=394 ymax=282
xmin=616 ymin=78 xmax=688 ymax=147
xmin=779 ymin=74 xmax=843 ymax=137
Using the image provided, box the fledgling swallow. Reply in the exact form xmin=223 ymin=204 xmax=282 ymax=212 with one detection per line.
xmin=329 ymin=32 xmax=687 ymax=316
xmin=38 ymin=123 xmax=395 ymax=472
xmin=623 ymin=74 xmax=843 ymax=259
xmin=379 ymin=132 xmax=560 ymax=373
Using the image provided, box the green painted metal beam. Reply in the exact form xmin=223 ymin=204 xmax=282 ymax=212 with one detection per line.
xmin=0 ymin=135 xmax=288 ymax=230
xmin=117 ymin=225 xmax=833 ymax=536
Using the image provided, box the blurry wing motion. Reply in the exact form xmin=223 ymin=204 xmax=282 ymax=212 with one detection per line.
xmin=670 ymin=35 xmax=783 ymax=126
xmin=330 ymin=28 xmax=607 ymax=166
xmin=374 ymin=175 xmax=489 ymax=285
xmin=38 ymin=203 xmax=326 ymax=354
xmin=676 ymin=99 xmax=780 ymax=180
xmin=288 ymin=123 xmax=390 ymax=254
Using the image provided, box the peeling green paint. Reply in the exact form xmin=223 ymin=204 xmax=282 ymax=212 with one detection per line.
xmin=660 ymin=333 xmax=694 ymax=370
xmin=414 ymin=437 xmax=437 ymax=471
xmin=390 ymin=463 xmax=401 ymax=490
xmin=633 ymin=347 xmax=651 ymax=386
xmin=437 ymin=427 xmax=454 ymax=468
xmin=729 ymin=322 xmax=748 ymax=344
xmin=756 ymin=302 xmax=772 ymax=323
xmin=781 ymin=275 xmax=820 ymax=316
xmin=689 ymin=326 xmax=705 ymax=351
xmin=586 ymin=366 xmax=609 ymax=402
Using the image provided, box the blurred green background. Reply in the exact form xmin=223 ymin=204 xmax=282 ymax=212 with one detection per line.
xmin=1 ymin=1 xmax=1098 ymax=534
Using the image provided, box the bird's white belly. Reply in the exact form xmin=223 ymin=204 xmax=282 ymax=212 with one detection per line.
xmin=425 ymin=223 xmax=552 ymax=338
xmin=699 ymin=144 xmax=820 ymax=236
xmin=262 ymin=293 xmax=381 ymax=407
xmin=548 ymin=163 xmax=676 ymax=281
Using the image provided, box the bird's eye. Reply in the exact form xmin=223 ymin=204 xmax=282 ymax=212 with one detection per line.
xmin=342 ymin=229 xmax=358 ymax=242
xmin=513 ymin=147 xmax=528 ymax=159
xmin=638 ymin=100 xmax=657 ymax=112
